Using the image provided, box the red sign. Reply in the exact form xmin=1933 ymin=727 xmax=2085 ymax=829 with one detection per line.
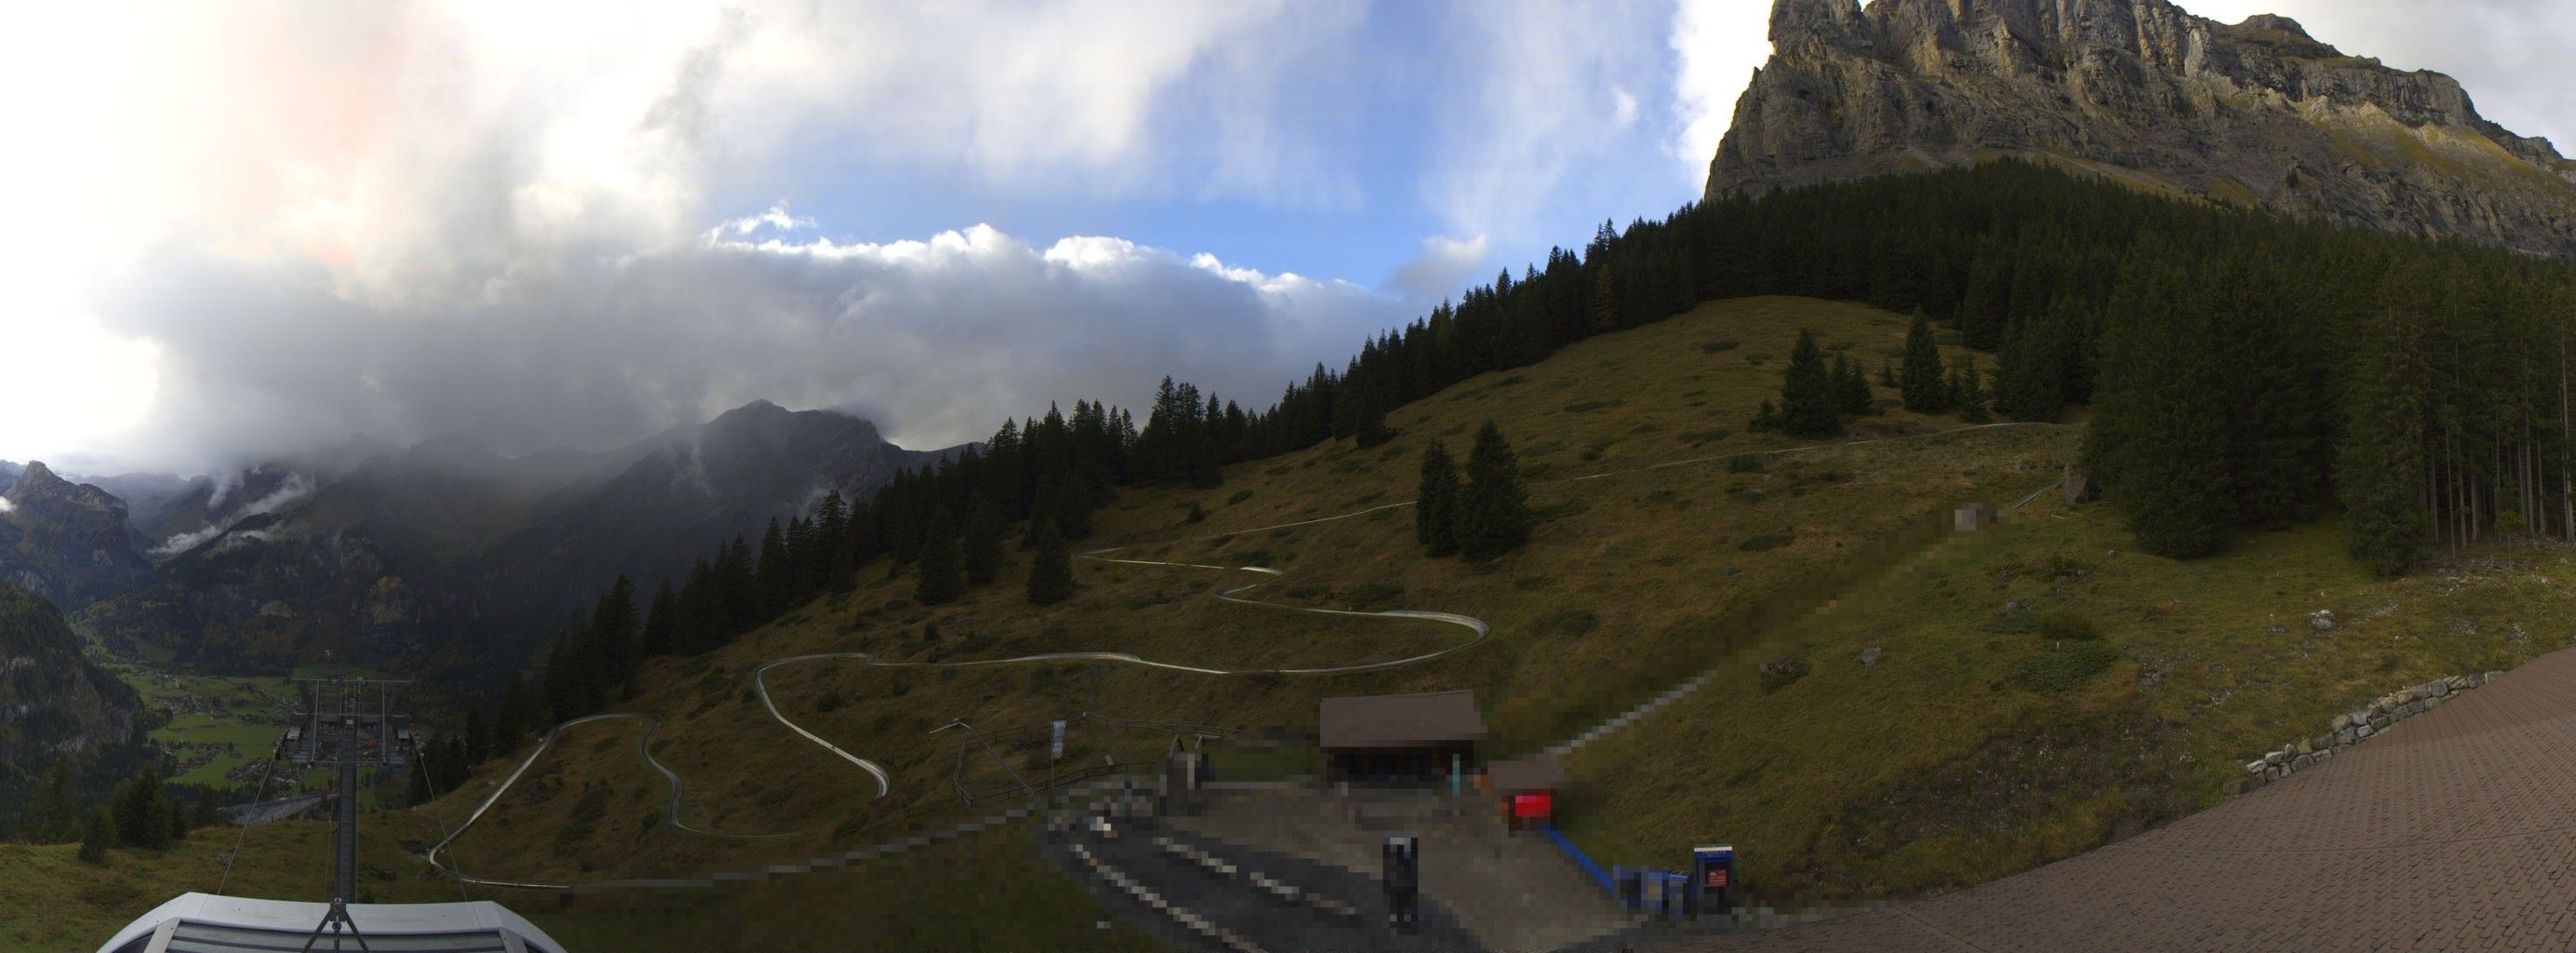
xmin=1512 ymin=792 xmax=1554 ymax=820
xmin=1705 ymin=868 xmax=1729 ymax=890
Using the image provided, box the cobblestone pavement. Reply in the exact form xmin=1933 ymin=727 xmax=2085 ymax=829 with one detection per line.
xmin=1660 ymin=649 xmax=2576 ymax=952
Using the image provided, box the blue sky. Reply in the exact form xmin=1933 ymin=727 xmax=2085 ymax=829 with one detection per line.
xmin=7 ymin=0 xmax=2572 ymax=473
xmin=705 ymin=0 xmax=1711 ymax=300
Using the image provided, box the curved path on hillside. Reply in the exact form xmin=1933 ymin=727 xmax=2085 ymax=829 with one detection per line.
xmin=423 ymin=712 xmax=802 ymax=888
xmin=1659 ymin=648 xmax=2576 ymax=951
xmin=422 ymin=422 xmax=2060 ymax=889
xmin=420 ymin=518 xmax=1499 ymax=888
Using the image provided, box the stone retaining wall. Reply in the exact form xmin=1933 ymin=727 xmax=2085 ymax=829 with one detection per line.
xmin=2234 ymin=670 xmax=2504 ymax=794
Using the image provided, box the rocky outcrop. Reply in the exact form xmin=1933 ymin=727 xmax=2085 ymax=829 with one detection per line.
xmin=0 ymin=462 xmax=154 ymax=605
xmin=74 ymin=401 xmax=964 ymax=679
xmin=1711 ymin=0 xmax=2576 ymax=257
xmin=2233 ymin=671 xmax=2500 ymax=793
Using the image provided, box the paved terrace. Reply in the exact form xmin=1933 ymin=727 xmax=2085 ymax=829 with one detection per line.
xmin=1661 ymin=646 xmax=2576 ymax=952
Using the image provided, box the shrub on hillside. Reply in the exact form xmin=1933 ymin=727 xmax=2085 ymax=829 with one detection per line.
xmin=1341 ymin=583 xmax=1406 ymax=610
xmin=1738 ymin=531 xmax=1795 ymax=552
xmin=1980 ymin=611 xmax=2038 ymax=635
xmin=2008 ymin=640 xmax=2120 ymax=692
xmin=2035 ymin=611 xmax=2102 ymax=641
xmin=1757 ymin=655 xmax=1810 ymax=692
xmin=78 ymin=808 xmax=113 ymax=864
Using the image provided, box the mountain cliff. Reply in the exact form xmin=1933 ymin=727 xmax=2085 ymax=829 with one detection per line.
xmin=0 ymin=584 xmax=140 ymax=769
xmin=74 ymin=402 xmax=959 ymax=678
xmin=468 ymin=400 xmax=959 ymax=639
xmin=1710 ymin=0 xmax=2576 ymax=257
xmin=0 ymin=463 xmax=154 ymax=605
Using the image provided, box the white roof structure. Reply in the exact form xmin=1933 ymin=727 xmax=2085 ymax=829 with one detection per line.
xmin=98 ymin=893 xmax=565 ymax=953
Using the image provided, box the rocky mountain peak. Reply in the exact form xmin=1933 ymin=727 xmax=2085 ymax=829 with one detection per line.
xmin=2236 ymin=12 xmax=2310 ymax=40
xmin=5 ymin=461 xmax=118 ymax=515
xmin=1715 ymin=0 xmax=2576 ymax=256
xmin=1771 ymin=0 xmax=1862 ymax=45
xmin=10 ymin=460 xmax=60 ymax=490
xmin=0 ymin=461 xmax=153 ymax=605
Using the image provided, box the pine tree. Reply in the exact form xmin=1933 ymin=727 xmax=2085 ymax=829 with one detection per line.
xmin=1590 ymin=254 xmax=1622 ymax=335
xmin=191 ymin=790 xmax=219 ymax=831
xmin=1955 ymin=362 xmax=1994 ymax=423
xmin=756 ymin=520 xmax=794 ymax=616
xmin=1749 ymin=399 xmax=1781 ymax=433
xmin=914 ymin=507 xmax=966 ymax=605
xmin=784 ymin=516 xmax=817 ymax=600
xmin=2339 ymin=307 xmax=2429 ymax=576
xmin=2089 ymin=289 xmax=2235 ymax=558
xmin=78 ymin=807 xmax=113 ymax=864
xmin=819 ymin=490 xmax=857 ymax=592
xmin=111 ymin=767 xmax=168 ymax=850
xmin=1455 ymin=422 xmax=1533 ymax=561
xmin=1416 ymin=441 xmax=1462 ymax=557
xmin=1329 ymin=381 xmax=1362 ymax=442
xmin=434 ymin=736 xmax=470 ymax=794
xmin=676 ymin=560 xmax=727 ymax=654
xmin=167 ymin=799 xmax=189 ymax=842
xmin=1780 ymin=330 xmax=1842 ymax=437
xmin=814 ymin=490 xmax=849 ymax=587
xmin=1901 ymin=309 xmax=1951 ymax=413
xmin=1959 ymin=254 xmax=2010 ymax=351
xmin=1993 ymin=313 xmax=2065 ymax=422
xmin=715 ymin=537 xmax=756 ymax=631
xmin=1355 ymin=396 xmax=1393 ymax=449
xmin=21 ymin=757 xmax=77 ymax=843
xmin=845 ymin=501 xmax=883 ymax=569
xmin=1058 ymin=475 xmax=1096 ymax=540
xmin=961 ymin=499 xmax=1005 ymax=585
xmin=593 ymin=574 xmax=638 ymax=698
xmin=541 ymin=616 xmax=596 ymax=720
xmin=640 ymin=582 xmax=676 ymax=659
xmin=464 ymin=708 xmax=488 ymax=764
xmin=1878 ymin=358 xmax=1898 ymax=389
xmin=1026 ymin=522 xmax=1074 ymax=606
xmin=496 ymin=673 xmax=535 ymax=752
xmin=1832 ymin=354 xmax=1875 ymax=416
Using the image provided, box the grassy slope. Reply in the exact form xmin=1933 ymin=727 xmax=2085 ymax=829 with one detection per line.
xmin=419 ymin=295 xmax=2062 ymax=885
xmin=47 ymin=293 xmax=2560 ymax=944
xmin=1564 ymin=498 xmax=2576 ymax=903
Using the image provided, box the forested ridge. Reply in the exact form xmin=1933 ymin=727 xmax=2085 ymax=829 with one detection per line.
xmin=511 ymin=160 xmax=2575 ymax=741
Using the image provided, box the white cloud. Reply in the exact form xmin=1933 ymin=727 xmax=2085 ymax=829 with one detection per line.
xmin=720 ymin=202 xmax=816 ymax=237
xmin=87 ymin=221 xmax=1408 ymax=470
xmin=16 ymin=0 xmax=2571 ymax=476
xmin=153 ymin=474 xmax=314 ymax=557
xmin=0 ymin=0 xmax=1377 ymax=472
xmin=1668 ymin=0 xmax=1775 ymax=179
xmin=1386 ymin=235 xmax=1492 ymax=301
xmin=1423 ymin=0 xmax=1692 ymax=261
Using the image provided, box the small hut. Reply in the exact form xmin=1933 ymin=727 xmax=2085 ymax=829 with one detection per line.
xmin=1318 ymin=690 xmax=1488 ymax=784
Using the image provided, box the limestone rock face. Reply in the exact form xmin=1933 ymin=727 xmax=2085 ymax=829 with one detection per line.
xmin=1711 ymin=0 xmax=2576 ymax=257
xmin=0 ymin=462 xmax=153 ymax=605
